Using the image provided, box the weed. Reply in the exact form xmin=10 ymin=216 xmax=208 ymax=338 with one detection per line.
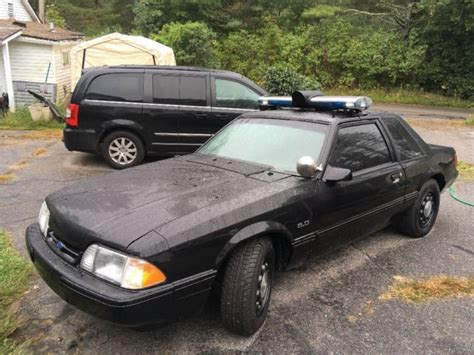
xmin=380 ymin=275 xmax=474 ymax=303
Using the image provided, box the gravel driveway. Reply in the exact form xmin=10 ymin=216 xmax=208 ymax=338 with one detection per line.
xmin=0 ymin=112 xmax=473 ymax=354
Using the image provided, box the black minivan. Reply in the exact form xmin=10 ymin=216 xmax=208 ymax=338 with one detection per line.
xmin=64 ymin=66 xmax=267 ymax=168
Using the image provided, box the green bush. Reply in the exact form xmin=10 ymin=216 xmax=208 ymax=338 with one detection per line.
xmin=263 ymin=66 xmax=320 ymax=95
xmin=152 ymin=21 xmax=218 ymax=67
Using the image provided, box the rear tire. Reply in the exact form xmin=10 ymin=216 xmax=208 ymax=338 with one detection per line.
xmin=101 ymin=131 xmax=145 ymax=169
xmin=399 ymin=179 xmax=440 ymax=238
xmin=220 ymin=237 xmax=274 ymax=336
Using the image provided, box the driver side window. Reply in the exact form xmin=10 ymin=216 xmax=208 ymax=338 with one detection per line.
xmin=329 ymin=123 xmax=391 ymax=172
xmin=215 ymin=78 xmax=260 ymax=109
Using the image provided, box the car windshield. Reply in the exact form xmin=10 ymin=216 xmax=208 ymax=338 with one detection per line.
xmin=198 ymin=118 xmax=329 ymax=173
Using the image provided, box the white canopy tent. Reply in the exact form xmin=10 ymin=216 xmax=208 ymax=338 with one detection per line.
xmin=70 ymin=32 xmax=176 ymax=88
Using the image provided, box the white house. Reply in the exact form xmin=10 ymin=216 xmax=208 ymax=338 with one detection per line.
xmin=0 ymin=0 xmax=83 ymax=112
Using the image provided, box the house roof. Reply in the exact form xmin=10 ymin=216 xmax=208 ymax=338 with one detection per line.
xmin=0 ymin=25 xmax=21 ymax=42
xmin=0 ymin=20 xmax=83 ymax=42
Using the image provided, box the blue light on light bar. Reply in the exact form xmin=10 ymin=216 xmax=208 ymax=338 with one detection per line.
xmin=259 ymin=94 xmax=372 ymax=112
xmin=309 ymin=96 xmax=372 ymax=111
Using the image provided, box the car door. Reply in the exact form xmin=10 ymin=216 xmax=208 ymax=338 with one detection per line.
xmin=144 ymin=72 xmax=181 ymax=155
xmin=176 ymin=74 xmax=212 ymax=154
xmin=210 ymin=76 xmax=262 ymax=124
xmin=380 ymin=116 xmax=429 ymax=203
xmin=312 ymin=120 xmax=406 ymax=253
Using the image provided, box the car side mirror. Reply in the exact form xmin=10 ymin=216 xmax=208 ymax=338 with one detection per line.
xmin=323 ymin=165 xmax=352 ymax=183
xmin=296 ymin=156 xmax=320 ymax=178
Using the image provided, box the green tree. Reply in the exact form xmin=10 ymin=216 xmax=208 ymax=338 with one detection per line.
xmin=152 ymin=22 xmax=219 ymax=67
xmin=415 ymin=0 xmax=474 ymax=98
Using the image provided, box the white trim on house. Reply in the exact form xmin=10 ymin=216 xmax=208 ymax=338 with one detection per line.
xmin=2 ymin=41 xmax=15 ymax=111
xmin=16 ymin=36 xmax=79 ymax=46
xmin=20 ymin=0 xmax=41 ymax=23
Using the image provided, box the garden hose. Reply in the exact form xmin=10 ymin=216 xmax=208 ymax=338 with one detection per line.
xmin=448 ymin=179 xmax=474 ymax=207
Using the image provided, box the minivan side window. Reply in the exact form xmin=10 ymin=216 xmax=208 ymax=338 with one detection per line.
xmin=215 ymin=79 xmax=260 ymax=109
xmin=180 ymin=76 xmax=207 ymax=106
xmin=85 ymin=73 xmax=143 ymax=102
xmin=383 ymin=116 xmax=423 ymax=160
xmin=153 ymin=75 xmax=179 ymax=105
xmin=329 ymin=123 xmax=391 ymax=172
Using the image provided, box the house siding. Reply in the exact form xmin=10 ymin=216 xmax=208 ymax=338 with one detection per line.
xmin=0 ymin=0 xmax=33 ymax=21
xmin=9 ymin=40 xmax=57 ymax=108
xmin=10 ymin=41 xmax=55 ymax=83
xmin=53 ymin=43 xmax=74 ymax=103
xmin=0 ymin=53 xmax=6 ymax=93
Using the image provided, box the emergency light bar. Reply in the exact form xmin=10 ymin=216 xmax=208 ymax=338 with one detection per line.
xmin=259 ymin=90 xmax=372 ymax=112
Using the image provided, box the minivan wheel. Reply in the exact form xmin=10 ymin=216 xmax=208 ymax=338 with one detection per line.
xmin=102 ymin=131 xmax=145 ymax=169
xmin=220 ymin=237 xmax=274 ymax=336
xmin=398 ymin=179 xmax=440 ymax=238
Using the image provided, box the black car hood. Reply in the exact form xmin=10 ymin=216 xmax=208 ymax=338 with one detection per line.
xmin=46 ymin=155 xmax=286 ymax=251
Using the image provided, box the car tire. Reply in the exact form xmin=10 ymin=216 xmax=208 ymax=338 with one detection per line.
xmin=101 ymin=131 xmax=145 ymax=169
xmin=399 ymin=179 xmax=440 ymax=238
xmin=220 ymin=237 xmax=274 ymax=336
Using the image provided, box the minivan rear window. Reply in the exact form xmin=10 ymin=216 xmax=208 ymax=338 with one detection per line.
xmin=86 ymin=73 xmax=143 ymax=102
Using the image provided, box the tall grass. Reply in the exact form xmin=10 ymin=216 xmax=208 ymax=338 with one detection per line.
xmin=0 ymin=230 xmax=32 ymax=353
xmin=0 ymin=110 xmax=64 ymax=131
xmin=325 ymin=87 xmax=473 ymax=109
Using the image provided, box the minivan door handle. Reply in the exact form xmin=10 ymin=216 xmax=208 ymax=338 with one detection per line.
xmin=194 ymin=113 xmax=208 ymax=118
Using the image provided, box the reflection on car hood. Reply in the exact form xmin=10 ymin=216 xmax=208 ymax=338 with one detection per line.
xmin=46 ymin=155 xmax=287 ymax=251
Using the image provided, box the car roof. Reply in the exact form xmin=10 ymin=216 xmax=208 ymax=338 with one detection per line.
xmin=239 ymin=108 xmax=387 ymax=125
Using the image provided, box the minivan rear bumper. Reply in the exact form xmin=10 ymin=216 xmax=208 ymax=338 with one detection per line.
xmin=63 ymin=127 xmax=98 ymax=153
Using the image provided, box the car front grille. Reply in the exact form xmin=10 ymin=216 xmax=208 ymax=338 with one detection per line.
xmin=44 ymin=229 xmax=80 ymax=264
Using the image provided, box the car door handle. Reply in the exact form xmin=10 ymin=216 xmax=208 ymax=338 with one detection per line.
xmin=215 ymin=113 xmax=229 ymax=119
xmin=391 ymin=172 xmax=402 ymax=184
xmin=194 ymin=113 xmax=207 ymax=118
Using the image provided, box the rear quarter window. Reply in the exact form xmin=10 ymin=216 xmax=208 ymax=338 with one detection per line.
xmin=383 ymin=116 xmax=423 ymax=160
xmin=85 ymin=73 xmax=144 ymax=102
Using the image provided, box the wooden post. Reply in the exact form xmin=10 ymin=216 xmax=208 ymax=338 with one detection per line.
xmin=2 ymin=43 xmax=15 ymax=112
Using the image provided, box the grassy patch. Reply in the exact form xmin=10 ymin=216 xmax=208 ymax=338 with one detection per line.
xmin=380 ymin=275 xmax=474 ymax=303
xmin=405 ymin=117 xmax=465 ymax=130
xmin=325 ymin=87 xmax=473 ymax=109
xmin=0 ymin=110 xmax=64 ymax=131
xmin=458 ymin=161 xmax=474 ymax=181
xmin=0 ymin=172 xmax=15 ymax=184
xmin=465 ymin=117 xmax=474 ymax=126
xmin=33 ymin=148 xmax=48 ymax=157
xmin=0 ymin=230 xmax=32 ymax=353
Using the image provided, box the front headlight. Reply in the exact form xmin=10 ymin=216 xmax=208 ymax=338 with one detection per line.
xmin=80 ymin=244 xmax=166 ymax=289
xmin=38 ymin=202 xmax=50 ymax=237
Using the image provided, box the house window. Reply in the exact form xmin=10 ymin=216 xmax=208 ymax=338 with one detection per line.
xmin=62 ymin=51 xmax=70 ymax=66
xmin=8 ymin=0 xmax=14 ymax=19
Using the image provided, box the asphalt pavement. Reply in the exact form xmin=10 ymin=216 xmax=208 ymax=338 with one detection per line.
xmin=0 ymin=105 xmax=473 ymax=354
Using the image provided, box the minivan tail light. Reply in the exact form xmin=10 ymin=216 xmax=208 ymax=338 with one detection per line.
xmin=66 ymin=103 xmax=79 ymax=127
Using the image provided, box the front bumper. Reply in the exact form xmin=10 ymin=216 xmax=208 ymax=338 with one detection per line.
xmin=25 ymin=223 xmax=215 ymax=327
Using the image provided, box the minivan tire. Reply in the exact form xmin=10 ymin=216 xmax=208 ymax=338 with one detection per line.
xmin=220 ymin=237 xmax=274 ymax=335
xmin=101 ymin=131 xmax=145 ymax=169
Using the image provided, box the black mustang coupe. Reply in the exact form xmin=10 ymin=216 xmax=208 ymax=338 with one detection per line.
xmin=26 ymin=93 xmax=457 ymax=335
